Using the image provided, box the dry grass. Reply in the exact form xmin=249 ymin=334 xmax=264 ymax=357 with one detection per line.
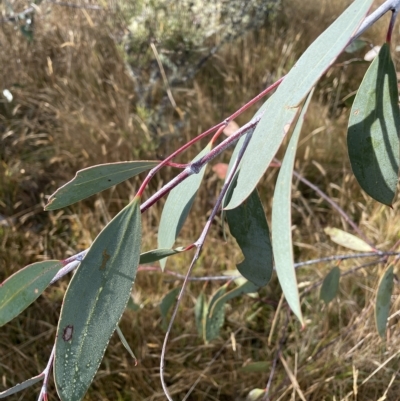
xmin=1 ymin=0 xmax=400 ymax=400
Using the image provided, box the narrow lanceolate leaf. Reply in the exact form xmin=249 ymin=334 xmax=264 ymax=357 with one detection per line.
xmin=324 ymin=227 xmax=374 ymax=252
xmin=45 ymin=161 xmax=158 ymax=210
xmin=0 ymin=260 xmax=62 ymax=327
xmin=226 ymin=188 xmax=273 ymax=287
xmin=375 ymin=266 xmax=394 ymax=338
xmin=204 ymin=284 xmax=228 ymax=343
xmin=116 ymin=325 xmax=137 ymax=363
xmin=194 ymin=292 xmax=207 ymax=338
xmin=348 ymin=43 xmax=400 ymax=206
xmin=204 ymin=281 xmax=258 ymax=343
xmin=158 ymin=144 xmax=211 ymax=269
xmin=320 ymin=266 xmax=341 ymax=304
xmin=160 ymin=287 xmax=181 ymax=330
xmin=0 ymin=374 xmax=43 ymax=398
xmin=54 ymin=197 xmax=141 ymax=401
xmin=271 ymin=90 xmax=314 ymax=325
xmin=139 ymin=247 xmax=185 ymax=265
xmin=225 ymin=0 xmax=373 ymax=210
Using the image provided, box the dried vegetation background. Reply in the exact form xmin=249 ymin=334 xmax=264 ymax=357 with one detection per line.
xmin=1 ymin=0 xmax=400 ymax=400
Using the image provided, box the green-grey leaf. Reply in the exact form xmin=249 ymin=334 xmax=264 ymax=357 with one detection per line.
xmin=240 ymin=362 xmax=269 ymax=373
xmin=0 ymin=374 xmax=43 ymax=398
xmin=139 ymin=247 xmax=185 ymax=265
xmin=194 ymin=292 xmax=207 ymax=338
xmin=45 ymin=161 xmax=158 ymax=210
xmin=375 ymin=265 xmax=394 ymax=338
xmin=347 ymin=43 xmax=400 ymax=206
xmin=204 ymin=284 xmax=228 ymax=343
xmin=271 ymin=90 xmax=314 ymax=325
xmin=54 ymin=197 xmax=141 ymax=401
xmin=158 ymin=144 xmax=211 ymax=269
xmin=225 ymin=0 xmax=373 ymax=210
xmin=205 ymin=281 xmax=258 ymax=343
xmin=160 ymin=287 xmax=181 ymax=330
xmin=320 ymin=266 xmax=341 ymax=304
xmin=116 ymin=325 xmax=137 ymax=363
xmin=345 ymin=38 xmax=366 ymax=53
xmin=0 ymin=260 xmax=62 ymax=327
xmin=226 ymin=187 xmax=273 ymax=287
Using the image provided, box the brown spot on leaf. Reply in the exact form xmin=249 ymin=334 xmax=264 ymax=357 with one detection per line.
xmin=100 ymin=249 xmax=110 ymax=270
xmin=62 ymin=325 xmax=74 ymax=341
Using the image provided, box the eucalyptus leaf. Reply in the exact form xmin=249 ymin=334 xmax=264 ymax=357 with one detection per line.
xmin=0 ymin=260 xmax=62 ymax=327
xmin=54 ymin=197 xmax=142 ymax=401
xmin=45 ymin=161 xmax=158 ymax=210
xmin=139 ymin=247 xmax=185 ymax=265
xmin=160 ymin=287 xmax=181 ymax=330
xmin=348 ymin=43 xmax=400 ymax=206
xmin=226 ymin=187 xmax=273 ymax=287
xmin=225 ymin=0 xmax=373 ymax=210
xmin=116 ymin=325 xmax=137 ymax=363
xmin=158 ymin=144 xmax=211 ymax=269
xmin=204 ymin=284 xmax=228 ymax=343
xmin=271 ymin=90 xmax=314 ymax=325
xmin=195 ymin=292 xmax=207 ymax=338
xmin=246 ymin=389 xmax=266 ymax=401
xmin=324 ymin=227 xmax=374 ymax=252
xmin=375 ymin=265 xmax=394 ymax=338
xmin=320 ymin=266 xmax=341 ymax=304
xmin=0 ymin=374 xmax=43 ymax=398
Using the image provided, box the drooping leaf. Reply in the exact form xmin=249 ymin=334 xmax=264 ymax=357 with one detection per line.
xmin=194 ymin=292 xmax=207 ymax=338
xmin=160 ymin=287 xmax=181 ymax=329
xmin=375 ymin=265 xmax=394 ymax=338
xmin=271 ymin=90 xmax=314 ymax=325
xmin=139 ymin=247 xmax=185 ymax=265
xmin=0 ymin=260 xmax=62 ymax=327
xmin=226 ymin=186 xmax=273 ymax=287
xmin=204 ymin=283 xmax=228 ymax=343
xmin=204 ymin=281 xmax=258 ymax=343
xmin=54 ymin=197 xmax=142 ymax=401
xmin=45 ymin=161 xmax=158 ymax=210
xmin=158 ymin=144 xmax=211 ymax=269
xmin=225 ymin=0 xmax=373 ymax=210
xmin=116 ymin=325 xmax=137 ymax=363
xmin=347 ymin=43 xmax=400 ymax=206
xmin=240 ymin=362 xmax=269 ymax=373
xmin=324 ymin=227 xmax=374 ymax=252
xmin=208 ymin=281 xmax=259 ymax=319
xmin=0 ymin=374 xmax=43 ymax=398
xmin=246 ymin=389 xmax=266 ymax=401
xmin=320 ymin=266 xmax=341 ymax=304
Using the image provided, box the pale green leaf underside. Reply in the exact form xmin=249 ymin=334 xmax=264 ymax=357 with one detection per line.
xmin=226 ymin=188 xmax=273 ymax=287
xmin=324 ymin=227 xmax=373 ymax=252
xmin=46 ymin=161 xmax=158 ymax=210
xmin=204 ymin=284 xmax=228 ymax=343
xmin=225 ymin=0 xmax=373 ymax=210
xmin=0 ymin=374 xmax=43 ymax=398
xmin=375 ymin=265 xmax=393 ymax=338
xmin=158 ymin=144 xmax=211 ymax=269
xmin=0 ymin=260 xmax=62 ymax=327
xmin=348 ymin=43 xmax=400 ymax=206
xmin=54 ymin=198 xmax=141 ymax=401
xmin=320 ymin=266 xmax=340 ymax=304
xmin=271 ymin=90 xmax=314 ymax=325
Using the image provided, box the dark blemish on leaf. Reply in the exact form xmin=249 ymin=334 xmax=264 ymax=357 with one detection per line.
xmin=62 ymin=325 xmax=74 ymax=341
xmin=100 ymin=249 xmax=111 ymax=270
xmin=108 ymin=179 xmax=112 ymax=182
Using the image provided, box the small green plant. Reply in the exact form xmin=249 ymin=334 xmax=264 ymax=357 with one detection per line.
xmin=1 ymin=1 xmax=400 ymax=400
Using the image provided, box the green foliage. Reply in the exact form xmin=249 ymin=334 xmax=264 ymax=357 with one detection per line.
xmin=1 ymin=1 xmax=400 ymax=400
xmin=348 ymin=43 xmax=400 ymax=206
xmin=320 ymin=266 xmax=341 ymax=304
xmin=54 ymin=198 xmax=141 ymax=401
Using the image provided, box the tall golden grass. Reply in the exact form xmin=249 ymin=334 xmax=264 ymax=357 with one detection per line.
xmin=1 ymin=0 xmax=399 ymax=400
